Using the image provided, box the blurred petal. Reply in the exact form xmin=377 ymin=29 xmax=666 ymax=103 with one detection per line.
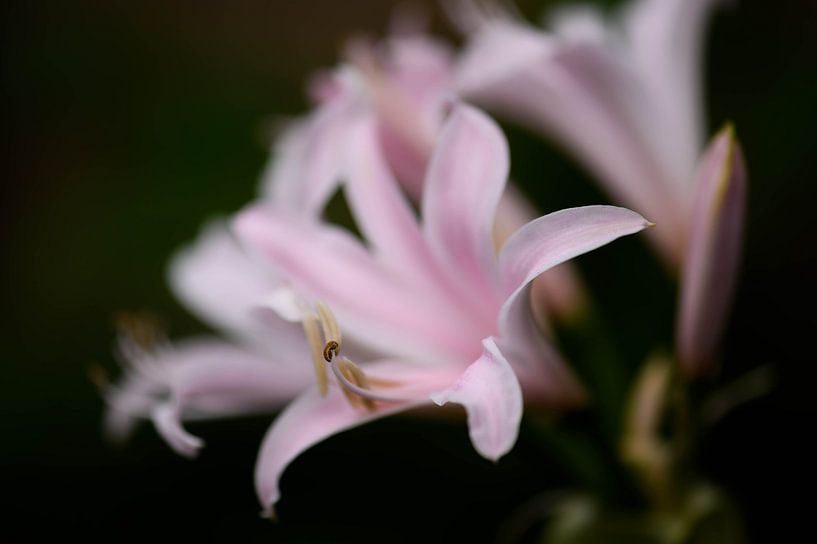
xmin=676 ymin=126 xmax=746 ymax=376
xmin=169 ymin=221 xmax=272 ymax=334
xmin=624 ymin=0 xmax=729 ymax=188
xmin=422 ymin=104 xmax=508 ymax=296
xmin=255 ymin=383 xmax=424 ymax=517
xmin=105 ymin=339 xmax=312 ymax=456
xmin=455 ymin=15 xmax=691 ymax=265
xmin=234 ymin=207 xmax=480 ymax=360
xmin=496 ymin=289 xmax=585 ymax=406
xmin=259 ymin=70 xmax=359 ymax=214
xmin=548 ymin=3 xmax=609 ymax=43
xmin=366 ymin=35 xmax=454 ymax=195
xmin=455 ymin=17 xmax=553 ymax=96
xmin=168 ymin=221 xmax=304 ymax=353
xmin=431 ymin=338 xmax=522 ymax=461
xmin=151 ymin=402 xmax=204 ymax=458
xmin=343 ymin=119 xmax=435 ymax=281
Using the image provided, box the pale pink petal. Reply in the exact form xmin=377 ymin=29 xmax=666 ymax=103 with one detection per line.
xmin=495 ymin=206 xmax=650 ymax=406
xmin=344 ymin=118 xmax=492 ymax=323
xmin=385 ymin=35 xmax=453 ymax=96
xmin=548 ymin=3 xmax=609 ymax=44
xmin=624 ymin=0 xmax=729 ymax=192
xmin=380 ymin=34 xmax=453 ymax=129
xmin=234 ymin=206 xmax=481 ymax=361
xmin=495 ymin=291 xmax=586 ymax=407
xmin=151 ymin=402 xmax=204 ymax=458
xmin=676 ymin=126 xmax=746 ymax=376
xmin=493 ymin=186 xmax=586 ymax=322
xmin=455 ymin=17 xmax=554 ymax=96
xmin=343 ymin=119 xmax=435 ymax=281
xmin=104 ymin=339 xmax=312 ymax=457
xmin=168 ymin=221 xmax=305 ymax=355
xmin=377 ymin=119 xmax=432 ymax=198
xmin=456 ymin=21 xmax=687 ymax=265
xmin=255 ymin=383 xmax=426 ymax=517
xmin=259 ymin=69 xmax=360 ymax=214
xmin=344 ymin=37 xmax=440 ymax=200
xmin=169 ymin=221 xmax=270 ymax=334
xmin=498 ymin=205 xmax=652 ymax=299
xmin=421 ymin=103 xmax=509 ymax=296
xmin=430 ymin=338 xmax=522 ymax=461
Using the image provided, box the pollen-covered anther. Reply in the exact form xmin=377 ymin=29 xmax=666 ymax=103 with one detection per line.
xmin=322 ymin=341 xmax=339 ymax=363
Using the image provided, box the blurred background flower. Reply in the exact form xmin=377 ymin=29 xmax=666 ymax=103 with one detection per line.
xmin=2 ymin=0 xmax=816 ymax=541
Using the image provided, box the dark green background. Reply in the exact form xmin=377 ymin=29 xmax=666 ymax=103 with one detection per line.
xmin=2 ymin=0 xmax=815 ymax=541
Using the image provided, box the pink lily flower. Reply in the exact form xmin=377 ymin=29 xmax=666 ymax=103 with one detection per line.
xmin=234 ymin=104 xmax=651 ymax=515
xmin=452 ymin=0 xmax=747 ymax=376
xmin=260 ymin=20 xmax=585 ymax=320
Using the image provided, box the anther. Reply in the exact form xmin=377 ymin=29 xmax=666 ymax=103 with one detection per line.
xmin=323 ymin=340 xmax=339 ymax=362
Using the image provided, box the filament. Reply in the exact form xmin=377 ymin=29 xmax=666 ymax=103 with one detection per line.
xmin=316 ymin=302 xmax=341 ymax=347
xmin=301 ymin=300 xmax=411 ymax=408
xmin=302 ymin=313 xmax=329 ymax=396
xmin=329 ymin=357 xmax=412 ymax=405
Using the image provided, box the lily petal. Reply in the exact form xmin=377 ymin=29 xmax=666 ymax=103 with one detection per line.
xmin=105 ymin=339 xmax=312 ymax=456
xmin=258 ymin=69 xmax=359 ymax=215
xmin=347 ymin=35 xmax=448 ymax=198
xmin=498 ymin=299 xmax=586 ymax=407
xmin=676 ymin=125 xmax=746 ymax=376
xmin=498 ymin=205 xmax=652 ymax=299
xmin=422 ymin=103 xmax=509 ymax=296
xmin=430 ymin=338 xmax=523 ymax=461
xmin=255 ymin=382 xmax=426 ymax=517
xmin=455 ymin=16 xmax=689 ymax=265
xmin=344 ymin=118 xmax=495 ymax=324
xmin=168 ymin=221 xmax=304 ymax=354
xmin=494 ymin=185 xmax=586 ymax=322
xmin=495 ymin=206 xmax=650 ymax=405
xmin=234 ymin=207 xmax=480 ymax=361
xmin=624 ymin=0 xmax=728 ymax=189
xmin=455 ymin=16 xmax=554 ymax=96
xmin=343 ymin=118 xmax=436 ymax=281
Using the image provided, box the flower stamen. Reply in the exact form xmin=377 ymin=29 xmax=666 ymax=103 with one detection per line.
xmin=330 ymin=356 xmax=412 ymax=406
xmin=302 ymin=313 xmax=329 ymax=396
xmin=323 ymin=340 xmax=340 ymax=363
xmin=315 ymin=301 xmax=341 ymax=349
xmin=301 ymin=301 xmax=411 ymax=408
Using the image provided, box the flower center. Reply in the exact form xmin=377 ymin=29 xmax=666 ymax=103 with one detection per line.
xmin=301 ymin=301 xmax=409 ymax=409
